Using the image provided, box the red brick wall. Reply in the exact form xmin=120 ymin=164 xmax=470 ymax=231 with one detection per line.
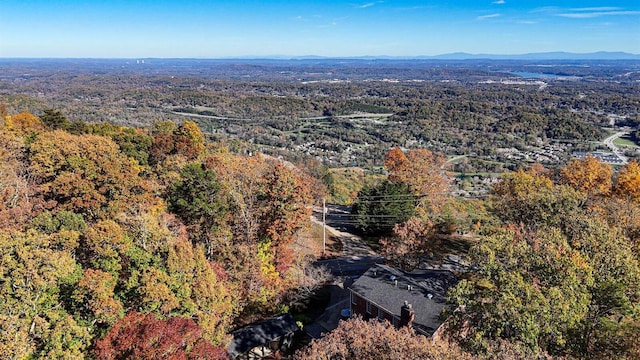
xmin=351 ymin=292 xmax=367 ymax=318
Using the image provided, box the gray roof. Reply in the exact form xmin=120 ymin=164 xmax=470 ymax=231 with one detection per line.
xmin=349 ymin=264 xmax=458 ymax=335
xmin=227 ymin=313 xmax=298 ymax=357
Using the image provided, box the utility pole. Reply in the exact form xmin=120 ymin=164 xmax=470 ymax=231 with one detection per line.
xmin=322 ymin=198 xmax=326 ymax=257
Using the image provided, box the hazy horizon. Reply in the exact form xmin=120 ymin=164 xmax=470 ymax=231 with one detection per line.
xmin=1 ymin=51 xmax=640 ymax=61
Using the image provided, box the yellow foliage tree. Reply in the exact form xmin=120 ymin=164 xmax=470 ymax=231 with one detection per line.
xmin=615 ymin=160 xmax=640 ymax=202
xmin=137 ymin=238 xmax=237 ymax=346
xmin=0 ymin=230 xmax=91 ymax=359
xmin=4 ymin=111 xmax=44 ymax=135
xmin=176 ymin=120 xmax=205 ymax=155
xmin=560 ymin=156 xmax=612 ymax=196
xmin=29 ymin=130 xmax=145 ymax=220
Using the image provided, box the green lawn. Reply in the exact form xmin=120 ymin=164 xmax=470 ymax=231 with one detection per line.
xmin=614 ymin=137 xmax=639 ymax=148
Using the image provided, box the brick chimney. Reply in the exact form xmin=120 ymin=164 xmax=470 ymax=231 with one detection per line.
xmin=399 ymin=301 xmax=414 ymax=327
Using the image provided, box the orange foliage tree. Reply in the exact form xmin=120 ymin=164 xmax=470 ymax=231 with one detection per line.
xmin=615 ymin=159 xmax=640 ymax=202
xmin=73 ymin=269 xmax=123 ymax=326
xmin=379 ymin=216 xmax=437 ymax=271
xmin=200 ymin=152 xmax=314 ymax=314
xmin=149 ymin=120 xmax=205 ymax=164
xmin=560 ymin=156 xmax=612 ymax=196
xmin=260 ymin=162 xmax=313 ymax=274
xmin=384 ymin=148 xmax=450 ymax=212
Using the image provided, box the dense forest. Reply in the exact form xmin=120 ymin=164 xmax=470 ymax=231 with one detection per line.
xmin=1 ymin=59 xmax=640 ymax=359
xmin=1 ymin=108 xmax=640 ymax=359
xmin=0 ymin=111 xmax=329 ymax=358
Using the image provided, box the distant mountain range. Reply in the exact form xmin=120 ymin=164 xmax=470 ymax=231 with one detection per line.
xmin=2 ymin=52 xmax=639 ymax=62
xmin=279 ymin=52 xmax=640 ymax=61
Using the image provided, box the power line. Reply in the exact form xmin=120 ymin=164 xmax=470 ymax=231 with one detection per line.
xmin=337 ymin=198 xmax=489 ymax=206
xmin=353 ymin=192 xmax=451 ymax=199
xmin=326 ymin=214 xmax=415 ymax=218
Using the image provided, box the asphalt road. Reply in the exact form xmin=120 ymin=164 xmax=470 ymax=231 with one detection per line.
xmin=602 ymin=130 xmax=629 ymax=164
xmin=314 ymin=255 xmax=384 ymax=277
xmin=311 ymin=204 xmax=384 ymax=277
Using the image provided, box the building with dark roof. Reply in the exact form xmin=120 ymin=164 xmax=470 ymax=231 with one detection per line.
xmin=572 ymin=151 xmax=625 ymax=164
xmin=349 ymin=264 xmax=458 ymax=336
xmin=227 ymin=313 xmax=299 ymax=359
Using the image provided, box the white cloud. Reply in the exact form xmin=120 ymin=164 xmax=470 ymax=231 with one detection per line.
xmin=357 ymin=2 xmax=375 ymax=9
xmin=477 ymin=13 xmax=501 ymax=20
xmin=492 ymin=0 xmax=506 ymax=4
xmin=570 ymin=7 xmax=621 ymax=12
xmin=558 ymin=10 xmax=640 ymax=18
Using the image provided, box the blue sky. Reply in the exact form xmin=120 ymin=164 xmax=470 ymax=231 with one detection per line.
xmin=2 ymin=1 xmax=639 ymax=57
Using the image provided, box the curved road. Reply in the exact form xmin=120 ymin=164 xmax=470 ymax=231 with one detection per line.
xmin=603 ymin=131 xmax=629 ymax=164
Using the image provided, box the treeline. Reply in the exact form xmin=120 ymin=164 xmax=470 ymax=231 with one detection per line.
xmin=0 ymin=110 xmax=324 ymax=358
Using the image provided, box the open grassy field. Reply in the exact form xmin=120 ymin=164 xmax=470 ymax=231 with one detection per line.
xmin=614 ymin=136 xmax=639 ymax=148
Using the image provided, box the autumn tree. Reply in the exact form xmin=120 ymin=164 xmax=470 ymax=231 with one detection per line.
xmin=559 ymin=156 xmax=612 ymax=196
xmin=202 ymin=152 xmax=283 ymax=313
xmin=29 ymin=210 xmax=86 ymax=253
xmin=473 ymin=165 xmax=640 ymax=357
xmin=72 ymin=269 xmax=123 ymax=326
xmin=94 ymin=311 xmax=229 ymax=360
xmin=379 ymin=216 xmax=436 ymax=271
xmin=447 ymin=216 xmax=640 ymax=358
xmin=137 ymin=238 xmax=237 ymax=345
xmin=82 ymin=219 xmax=131 ymax=273
xmin=447 ymin=226 xmax=593 ymax=354
xmin=259 ymin=162 xmax=313 ymax=274
xmin=85 ymin=122 xmax=153 ymax=166
xmin=116 ymin=201 xmax=182 ymax=255
xmin=4 ymin=110 xmax=45 ymax=135
xmin=491 ymin=169 xmax=586 ymax=230
xmin=204 ymin=151 xmax=268 ymax=247
xmin=384 ymin=148 xmax=450 ymax=212
xmin=149 ymin=120 xmax=205 ymax=164
xmin=200 ymin=152 xmax=316 ymax=315
xmin=28 ymin=130 xmax=146 ymax=220
xmin=295 ymin=316 xmax=471 ymax=360
xmin=0 ymin=131 xmax=44 ymax=229
xmin=384 ymin=147 xmax=408 ymax=172
xmin=615 ymin=159 xmax=640 ymax=202
xmin=596 ymin=197 xmax=640 ymax=255
xmin=175 ymin=120 xmax=206 ymax=159
xmin=0 ymin=230 xmax=91 ymax=359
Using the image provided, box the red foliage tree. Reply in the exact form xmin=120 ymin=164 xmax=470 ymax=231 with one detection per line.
xmin=94 ymin=311 xmax=229 ymax=360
